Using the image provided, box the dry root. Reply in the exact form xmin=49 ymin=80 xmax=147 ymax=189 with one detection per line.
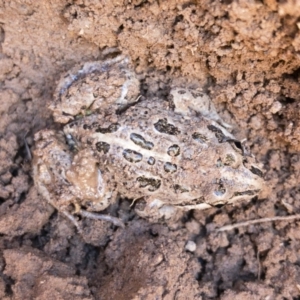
xmin=62 ymin=209 xmax=125 ymax=236
xmin=78 ymin=209 xmax=125 ymax=228
xmin=217 ymin=214 xmax=300 ymax=232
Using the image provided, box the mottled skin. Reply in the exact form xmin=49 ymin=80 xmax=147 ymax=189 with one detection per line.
xmin=33 ymin=57 xmax=265 ymax=224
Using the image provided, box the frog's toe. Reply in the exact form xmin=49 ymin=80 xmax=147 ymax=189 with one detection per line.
xmin=134 ymin=198 xmax=182 ymax=222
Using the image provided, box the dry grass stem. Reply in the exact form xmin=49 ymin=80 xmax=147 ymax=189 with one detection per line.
xmin=217 ymin=214 xmax=300 ymax=232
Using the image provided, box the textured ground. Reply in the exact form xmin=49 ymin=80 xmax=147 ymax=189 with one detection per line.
xmin=0 ymin=0 xmax=300 ymax=299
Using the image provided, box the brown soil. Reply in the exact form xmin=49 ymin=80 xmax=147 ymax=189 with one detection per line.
xmin=1 ymin=1 xmax=300 ymax=299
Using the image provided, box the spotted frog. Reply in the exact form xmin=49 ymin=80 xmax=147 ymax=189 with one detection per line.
xmin=33 ymin=56 xmax=265 ymax=228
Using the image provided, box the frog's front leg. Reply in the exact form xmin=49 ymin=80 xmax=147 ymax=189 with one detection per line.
xmin=134 ymin=195 xmax=218 ymax=222
xmin=33 ymin=130 xmax=124 ymax=232
xmin=134 ymin=197 xmax=184 ymax=222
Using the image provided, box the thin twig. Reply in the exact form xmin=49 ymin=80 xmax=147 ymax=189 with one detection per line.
xmin=79 ymin=209 xmax=125 ymax=228
xmin=23 ymin=131 xmax=32 ymax=161
xmin=217 ymin=214 xmax=300 ymax=232
xmin=129 ymin=196 xmax=143 ymax=207
xmin=62 ymin=211 xmax=83 ymax=235
xmin=257 ymin=250 xmax=261 ymax=280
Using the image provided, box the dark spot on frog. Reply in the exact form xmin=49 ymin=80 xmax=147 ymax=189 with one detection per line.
xmin=168 ymin=96 xmax=175 ymax=110
xmin=123 ymin=149 xmax=143 ymax=163
xmin=154 ymin=118 xmax=180 ymax=135
xmin=219 ymin=137 xmax=245 ymax=155
xmin=178 ymin=89 xmax=186 ymax=94
xmin=192 ymin=132 xmax=208 ymax=144
xmin=172 ymin=184 xmax=189 ymax=193
xmin=95 ymin=123 xmax=120 ymax=134
xmin=70 ymin=120 xmax=79 ymax=128
xmin=137 ymin=176 xmax=161 ymax=191
xmin=130 ymin=133 xmax=154 ymax=150
xmin=164 ymin=162 xmax=177 ymax=173
xmin=147 ymin=156 xmax=155 ymax=165
xmin=233 ymin=190 xmax=260 ymax=197
xmin=174 ymin=196 xmax=205 ymax=206
xmin=227 ymin=139 xmax=245 ymax=155
xmin=216 ymin=158 xmax=223 ymax=168
xmin=250 ymin=166 xmax=264 ymax=178
xmin=207 ymin=125 xmax=226 ymax=142
xmin=83 ymin=124 xmax=90 ymax=130
xmin=191 ymin=91 xmax=204 ymax=98
xmin=65 ymin=135 xmax=77 ymax=151
xmin=167 ymin=144 xmax=180 ymax=156
xmin=96 ymin=141 xmax=110 ymax=154
xmin=182 ymin=148 xmax=194 ymax=160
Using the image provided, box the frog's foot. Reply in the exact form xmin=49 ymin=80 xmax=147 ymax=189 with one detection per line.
xmin=134 ymin=198 xmax=183 ymax=222
xmin=169 ymin=87 xmax=231 ymax=129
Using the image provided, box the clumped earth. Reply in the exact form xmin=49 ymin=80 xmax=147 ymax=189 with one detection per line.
xmin=0 ymin=0 xmax=300 ymax=299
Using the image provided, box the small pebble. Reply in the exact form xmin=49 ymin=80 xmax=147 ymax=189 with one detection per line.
xmin=185 ymin=240 xmax=196 ymax=252
xmin=270 ymin=101 xmax=282 ymax=114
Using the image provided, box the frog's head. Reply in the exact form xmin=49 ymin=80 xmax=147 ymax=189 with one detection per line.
xmin=177 ymin=137 xmax=266 ymax=211
xmin=199 ymin=123 xmax=266 ymax=208
xmin=214 ymin=159 xmax=265 ymax=206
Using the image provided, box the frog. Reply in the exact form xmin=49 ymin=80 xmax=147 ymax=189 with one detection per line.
xmin=32 ymin=56 xmax=265 ymax=230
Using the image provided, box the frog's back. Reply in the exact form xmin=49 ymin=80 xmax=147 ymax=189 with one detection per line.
xmin=64 ymin=99 xmax=263 ymax=207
